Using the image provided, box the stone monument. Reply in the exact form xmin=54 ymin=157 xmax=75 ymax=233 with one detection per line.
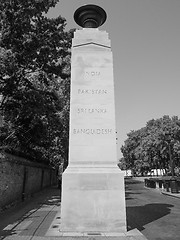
xmin=61 ymin=4 xmax=126 ymax=233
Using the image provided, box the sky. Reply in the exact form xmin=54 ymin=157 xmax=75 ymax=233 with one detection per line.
xmin=47 ymin=0 xmax=180 ymax=159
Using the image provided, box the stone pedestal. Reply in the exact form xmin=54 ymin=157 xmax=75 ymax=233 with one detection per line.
xmin=61 ymin=28 xmax=126 ymax=233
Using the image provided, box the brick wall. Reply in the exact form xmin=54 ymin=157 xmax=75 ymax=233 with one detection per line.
xmin=0 ymin=153 xmax=57 ymax=211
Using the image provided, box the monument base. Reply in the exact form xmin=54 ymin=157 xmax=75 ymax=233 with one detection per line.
xmin=61 ymin=165 xmax=126 ymax=232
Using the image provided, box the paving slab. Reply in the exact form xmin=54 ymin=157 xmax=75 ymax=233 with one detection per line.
xmin=2 ymin=180 xmax=180 ymax=240
xmin=46 ymin=210 xmax=147 ymax=239
xmin=0 ymin=186 xmax=148 ymax=240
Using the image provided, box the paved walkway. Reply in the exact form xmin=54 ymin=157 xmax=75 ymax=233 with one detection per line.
xmin=0 ymin=187 xmax=60 ymax=240
xmin=161 ymin=191 xmax=180 ymax=198
xmin=0 ymin=186 xmax=147 ymax=240
xmin=0 ymin=181 xmax=179 ymax=240
xmin=133 ymin=176 xmax=180 ymax=199
xmin=126 ymin=178 xmax=180 ymax=240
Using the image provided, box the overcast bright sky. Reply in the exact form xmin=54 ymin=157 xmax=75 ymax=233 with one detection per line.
xmin=47 ymin=0 xmax=180 ymax=159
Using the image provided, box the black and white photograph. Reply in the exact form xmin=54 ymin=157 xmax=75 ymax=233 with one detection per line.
xmin=0 ymin=1 xmax=180 ymax=240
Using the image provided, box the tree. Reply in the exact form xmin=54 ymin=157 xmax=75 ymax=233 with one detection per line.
xmin=118 ymin=157 xmax=127 ymax=170
xmin=121 ymin=115 xmax=180 ymax=176
xmin=0 ymin=0 xmax=73 ymax=167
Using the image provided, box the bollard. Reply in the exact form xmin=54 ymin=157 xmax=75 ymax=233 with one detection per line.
xmin=170 ymin=179 xmax=178 ymax=193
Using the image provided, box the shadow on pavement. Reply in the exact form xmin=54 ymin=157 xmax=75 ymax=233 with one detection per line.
xmin=125 ymin=180 xmax=142 ymax=200
xmin=125 ymin=179 xmax=143 ymax=190
xmin=125 ymin=179 xmax=143 ymax=184
xmin=0 ymin=186 xmax=60 ymax=240
xmin=126 ymin=203 xmax=174 ymax=231
xmin=125 ymin=191 xmax=141 ymax=200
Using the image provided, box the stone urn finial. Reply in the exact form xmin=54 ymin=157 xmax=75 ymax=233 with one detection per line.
xmin=74 ymin=4 xmax=107 ymax=28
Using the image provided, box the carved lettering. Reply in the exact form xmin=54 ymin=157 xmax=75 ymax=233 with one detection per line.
xmin=73 ymin=129 xmax=113 ymax=135
xmin=85 ymin=71 xmax=100 ymax=77
xmin=78 ymin=89 xmax=107 ymax=94
xmin=77 ymin=108 xmax=107 ymax=114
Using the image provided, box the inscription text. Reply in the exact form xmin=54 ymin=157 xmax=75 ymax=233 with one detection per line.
xmin=78 ymin=89 xmax=107 ymax=95
xmin=73 ymin=128 xmax=113 ymax=135
xmin=77 ymin=108 xmax=107 ymax=114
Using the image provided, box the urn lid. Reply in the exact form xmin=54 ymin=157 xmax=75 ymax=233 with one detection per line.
xmin=74 ymin=4 xmax=107 ymax=28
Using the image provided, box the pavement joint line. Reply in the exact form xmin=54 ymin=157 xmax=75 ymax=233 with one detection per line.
xmin=2 ymin=207 xmax=40 ymax=232
xmin=28 ymin=204 xmax=58 ymax=240
xmin=14 ymin=220 xmax=33 ymax=231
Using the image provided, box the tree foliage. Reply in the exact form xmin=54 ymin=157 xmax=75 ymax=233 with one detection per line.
xmin=121 ymin=115 xmax=180 ymax=175
xmin=0 ymin=0 xmax=73 ymax=167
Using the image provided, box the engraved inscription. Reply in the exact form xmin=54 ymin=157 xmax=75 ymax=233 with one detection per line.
xmin=85 ymin=71 xmax=100 ymax=77
xmin=78 ymin=89 xmax=107 ymax=94
xmin=73 ymin=129 xmax=113 ymax=135
xmin=77 ymin=108 xmax=107 ymax=114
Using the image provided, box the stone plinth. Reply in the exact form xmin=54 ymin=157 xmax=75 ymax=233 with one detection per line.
xmin=61 ymin=167 xmax=126 ymax=232
xmin=61 ymin=28 xmax=126 ymax=232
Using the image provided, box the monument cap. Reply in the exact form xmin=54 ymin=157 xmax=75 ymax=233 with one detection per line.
xmin=74 ymin=4 xmax=107 ymax=28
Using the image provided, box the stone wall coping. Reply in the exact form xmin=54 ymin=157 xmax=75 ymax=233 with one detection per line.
xmin=0 ymin=152 xmax=55 ymax=170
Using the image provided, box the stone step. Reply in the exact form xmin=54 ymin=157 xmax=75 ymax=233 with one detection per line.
xmin=46 ymin=225 xmax=148 ymax=239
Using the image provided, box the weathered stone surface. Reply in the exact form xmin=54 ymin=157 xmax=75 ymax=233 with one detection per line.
xmin=61 ymin=167 xmax=126 ymax=232
xmin=61 ymin=28 xmax=126 ymax=232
